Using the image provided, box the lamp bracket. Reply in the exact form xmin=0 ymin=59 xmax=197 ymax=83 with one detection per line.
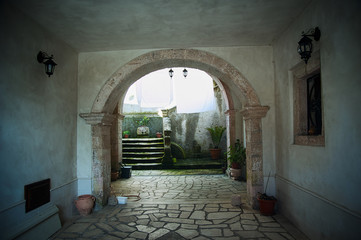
xmin=301 ymin=27 xmax=321 ymax=41
xmin=37 ymin=51 xmax=53 ymax=63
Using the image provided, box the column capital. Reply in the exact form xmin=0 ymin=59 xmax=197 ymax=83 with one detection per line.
xmin=224 ymin=109 xmax=237 ymax=116
xmin=240 ymin=106 xmax=270 ymax=120
xmin=116 ymin=113 xmax=125 ymax=120
xmin=161 ymin=109 xmax=169 ymax=117
xmin=79 ymin=112 xmax=116 ymax=126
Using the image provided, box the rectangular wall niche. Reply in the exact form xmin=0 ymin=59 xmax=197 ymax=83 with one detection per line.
xmin=24 ymin=179 xmax=50 ymax=213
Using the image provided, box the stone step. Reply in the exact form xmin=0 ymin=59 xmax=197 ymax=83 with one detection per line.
xmin=123 ymin=157 xmax=163 ymax=162
xmin=123 ymin=142 xmax=164 ymax=147
xmin=123 ymin=138 xmax=163 ymax=142
xmin=123 ymin=151 xmax=164 ymax=155
xmin=123 ymin=146 xmax=164 ymax=150
xmin=122 ymin=138 xmax=165 ymax=166
xmin=125 ymin=163 xmax=163 ymax=170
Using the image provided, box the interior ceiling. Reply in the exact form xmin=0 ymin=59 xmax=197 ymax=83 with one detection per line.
xmin=11 ymin=0 xmax=311 ymax=52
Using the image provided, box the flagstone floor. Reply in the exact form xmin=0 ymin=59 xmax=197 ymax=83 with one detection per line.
xmin=51 ymin=172 xmax=309 ymax=240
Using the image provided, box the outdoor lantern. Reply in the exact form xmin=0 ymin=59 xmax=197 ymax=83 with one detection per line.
xmin=183 ymin=68 xmax=188 ymax=78
xmin=169 ymin=69 xmax=174 ymax=78
xmin=37 ymin=51 xmax=57 ymax=77
xmin=297 ymin=27 xmax=320 ymax=64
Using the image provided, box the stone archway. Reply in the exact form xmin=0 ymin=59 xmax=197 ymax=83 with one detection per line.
xmin=80 ymin=49 xmax=269 ymax=208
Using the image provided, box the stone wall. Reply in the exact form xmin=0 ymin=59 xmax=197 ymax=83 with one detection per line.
xmin=168 ymin=87 xmax=227 ymax=158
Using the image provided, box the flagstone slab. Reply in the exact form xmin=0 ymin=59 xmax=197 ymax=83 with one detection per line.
xmin=176 ymin=228 xmax=199 ymax=238
xmin=200 ymin=228 xmax=222 ymax=237
xmin=236 ymin=230 xmax=265 ymax=238
xmin=149 ymin=229 xmax=170 ymax=240
xmin=129 ymin=231 xmax=148 ymax=239
xmin=164 ymin=223 xmax=180 ymax=230
xmin=207 ymin=212 xmax=240 ymax=220
xmin=190 ymin=210 xmax=206 ymax=219
xmin=160 ymin=217 xmax=194 ymax=224
xmin=114 ymin=224 xmax=137 ymax=232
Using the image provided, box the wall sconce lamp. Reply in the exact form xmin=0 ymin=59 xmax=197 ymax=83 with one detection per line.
xmin=183 ymin=68 xmax=188 ymax=78
xmin=37 ymin=51 xmax=57 ymax=77
xmin=169 ymin=69 xmax=174 ymax=78
xmin=297 ymin=27 xmax=321 ymax=64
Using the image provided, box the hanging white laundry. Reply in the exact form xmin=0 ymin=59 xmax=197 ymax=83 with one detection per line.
xmin=124 ymin=68 xmax=216 ymax=113
xmin=174 ymin=68 xmax=216 ymax=113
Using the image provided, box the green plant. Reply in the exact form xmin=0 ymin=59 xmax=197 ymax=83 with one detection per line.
xmin=206 ymin=125 xmax=226 ymax=148
xmin=225 ymin=139 xmax=246 ymax=168
xmin=123 ymin=130 xmax=130 ymax=136
xmin=136 ymin=116 xmax=150 ymax=126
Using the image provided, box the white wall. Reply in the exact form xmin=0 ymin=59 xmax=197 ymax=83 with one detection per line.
xmin=77 ymin=46 xmax=276 ymax=195
xmin=0 ymin=3 xmax=78 ymax=237
xmin=273 ymin=0 xmax=361 ymax=238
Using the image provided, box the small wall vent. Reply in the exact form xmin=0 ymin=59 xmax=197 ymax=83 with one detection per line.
xmin=24 ymin=179 xmax=50 ymax=213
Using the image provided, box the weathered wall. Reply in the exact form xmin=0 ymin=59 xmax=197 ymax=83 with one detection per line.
xmin=77 ymin=46 xmax=275 ymax=195
xmin=273 ymin=0 xmax=361 ymax=238
xmin=122 ymin=115 xmax=163 ymax=138
xmin=169 ymin=88 xmax=227 ymax=158
xmin=0 ymin=2 xmax=78 ymax=237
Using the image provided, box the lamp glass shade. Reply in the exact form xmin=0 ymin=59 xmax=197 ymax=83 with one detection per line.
xmin=297 ymin=36 xmax=313 ymax=64
xmin=183 ymin=68 xmax=188 ymax=78
xmin=44 ymin=59 xmax=57 ymax=77
xmin=169 ymin=69 xmax=174 ymax=78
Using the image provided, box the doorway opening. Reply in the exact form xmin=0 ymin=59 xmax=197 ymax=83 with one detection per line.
xmin=112 ymin=68 xmax=230 ymax=175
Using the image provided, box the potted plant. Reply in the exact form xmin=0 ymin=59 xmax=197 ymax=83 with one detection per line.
xmin=206 ymin=125 xmax=226 ymax=159
xmin=257 ymin=172 xmax=277 ymax=215
xmin=225 ymin=139 xmax=246 ymax=180
xmin=156 ymin=132 xmax=162 ymax=138
xmin=136 ymin=116 xmax=150 ymax=137
xmin=123 ymin=130 xmax=130 ymax=138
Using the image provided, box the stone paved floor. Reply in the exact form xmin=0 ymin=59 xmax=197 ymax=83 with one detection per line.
xmin=51 ymin=173 xmax=308 ymax=240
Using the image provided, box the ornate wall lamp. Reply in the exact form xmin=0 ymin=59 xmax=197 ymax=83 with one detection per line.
xmin=37 ymin=51 xmax=57 ymax=77
xmin=297 ymin=27 xmax=321 ymax=64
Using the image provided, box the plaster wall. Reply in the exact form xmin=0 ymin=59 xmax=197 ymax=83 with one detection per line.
xmin=0 ymin=3 xmax=78 ymax=236
xmin=273 ymin=0 xmax=361 ymax=238
xmin=77 ymin=46 xmax=276 ymax=194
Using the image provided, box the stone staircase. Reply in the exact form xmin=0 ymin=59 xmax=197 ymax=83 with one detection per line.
xmin=122 ymin=138 xmax=164 ymax=169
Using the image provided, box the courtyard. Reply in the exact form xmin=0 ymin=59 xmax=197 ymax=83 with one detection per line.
xmin=51 ymin=171 xmax=308 ymax=240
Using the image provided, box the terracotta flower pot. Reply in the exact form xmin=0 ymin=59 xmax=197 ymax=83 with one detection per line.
xmin=209 ymin=148 xmax=221 ymax=159
xmin=75 ymin=194 xmax=95 ymax=216
xmin=111 ymin=171 xmax=119 ymax=181
xmin=230 ymin=168 xmax=242 ymax=180
xmin=258 ymin=197 xmax=277 ymax=216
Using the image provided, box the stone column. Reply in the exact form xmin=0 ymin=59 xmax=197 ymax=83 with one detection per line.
xmin=161 ymin=109 xmax=173 ymax=167
xmin=117 ymin=114 xmax=125 ymax=165
xmin=80 ymin=113 xmax=116 ymax=207
xmin=225 ymin=109 xmax=237 ymax=150
xmin=240 ymin=106 xmax=270 ymax=209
